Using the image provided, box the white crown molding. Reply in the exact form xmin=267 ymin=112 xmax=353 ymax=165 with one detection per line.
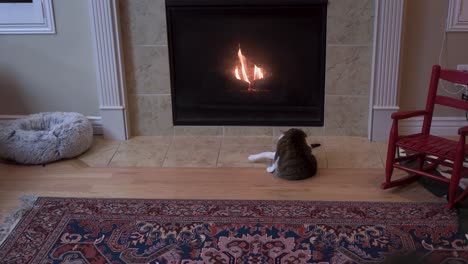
xmin=0 ymin=0 xmax=56 ymax=34
xmin=368 ymin=0 xmax=405 ymax=141
xmin=399 ymin=116 xmax=468 ymax=136
xmin=0 ymin=115 xmax=103 ymax=135
xmin=447 ymin=0 xmax=468 ymax=32
xmin=89 ymin=0 xmax=128 ymax=140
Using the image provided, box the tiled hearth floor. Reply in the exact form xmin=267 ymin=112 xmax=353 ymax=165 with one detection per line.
xmin=77 ymin=136 xmax=388 ymax=169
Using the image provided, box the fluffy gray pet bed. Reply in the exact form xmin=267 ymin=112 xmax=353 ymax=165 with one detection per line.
xmin=0 ymin=112 xmax=93 ymax=165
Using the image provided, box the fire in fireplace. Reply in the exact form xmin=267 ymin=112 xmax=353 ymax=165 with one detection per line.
xmin=166 ymin=0 xmax=328 ymax=126
xmin=233 ymin=45 xmax=267 ymax=92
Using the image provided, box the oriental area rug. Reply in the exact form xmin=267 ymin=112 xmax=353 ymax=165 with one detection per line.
xmin=0 ymin=198 xmax=467 ymax=263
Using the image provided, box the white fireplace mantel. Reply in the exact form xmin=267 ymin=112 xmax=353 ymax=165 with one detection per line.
xmin=89 ymin=0 xmax=128 ymax=140
xmin=89 ymin=0 xmax=404 ymax=140
xmin=368 ymin=0 xmax=405 ymax=140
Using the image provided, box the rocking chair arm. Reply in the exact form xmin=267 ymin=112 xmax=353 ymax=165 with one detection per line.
xmin=458 ymin=126 xmax=468 ymax=136
xmin=391 ymin=110 xmax=428 ymax=120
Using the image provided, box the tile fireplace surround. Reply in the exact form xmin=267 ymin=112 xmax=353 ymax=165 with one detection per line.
xmin=119 ymin=0 xmax=374 ymax=137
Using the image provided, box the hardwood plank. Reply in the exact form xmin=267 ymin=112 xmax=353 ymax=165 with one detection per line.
xmin=0 ymin=161 xmax=443 ymax=222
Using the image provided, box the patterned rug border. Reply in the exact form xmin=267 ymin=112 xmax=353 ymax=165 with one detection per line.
xmin=34 ymin=196 xmax=449 ymax=207
xmin=26 ymin=197 xmax=460 ymax=226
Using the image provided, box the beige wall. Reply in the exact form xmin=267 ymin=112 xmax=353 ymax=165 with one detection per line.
xmin=399 ymin=0 xmax=468 ymax=117
xmin=0 ymin=0 xmax=99 ymax=117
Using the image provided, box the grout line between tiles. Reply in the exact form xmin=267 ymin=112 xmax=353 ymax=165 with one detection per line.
xmin=376 ymin=143 xmax=387 ymax=168
xmin=106 ymin=143 xmax=121 ymax=167
xmin=215 ymin=142 xmax=222 ymax=167
xmin=161 ymin=136 xmax=174 ymax=168
xmin=321 ymin=145 xmax=329 ymax=169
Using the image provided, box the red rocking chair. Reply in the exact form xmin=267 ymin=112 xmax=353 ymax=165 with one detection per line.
xmin=382 ymin=65 xmax=468 ymax=208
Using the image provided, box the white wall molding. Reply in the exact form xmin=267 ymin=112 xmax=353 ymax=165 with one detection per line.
xmin=447 ymin=0 xmax=468 ymax=32
xmin=89 ymin=0 xmax=128 ymax=140
xmin=86 ymin=116 xmax=104 ymax=135
xmin=399 ymin=116 xmax=468 ymax=136
xmin=368 ymin=0 xmax=405 ymax=141
xmin=0 ymin=115 xmax=103 ymax=135
xmin=0 ymin=0 xmax=56 ymax=34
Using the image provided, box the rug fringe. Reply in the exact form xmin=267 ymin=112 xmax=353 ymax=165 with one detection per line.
xmin=0 ymin=195 xmax=38 ymax=247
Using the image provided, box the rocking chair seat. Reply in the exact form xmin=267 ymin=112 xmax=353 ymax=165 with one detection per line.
xmin=397 ymin=134 xmax=468 ymax=161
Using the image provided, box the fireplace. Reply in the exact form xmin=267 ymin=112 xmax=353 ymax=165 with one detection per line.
xmin=166 ymin=0 xmax=327 ymax=126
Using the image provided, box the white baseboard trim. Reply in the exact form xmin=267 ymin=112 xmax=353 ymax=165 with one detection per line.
xmin=86 ymin=116 xmax=103 ymax=135
xmin=370 ymin=107 xmax=399 ymax=141
xmin=99 ymin=109 xmax=127 ymax=140
xmin=399 ymin=116 xmax=468 ymax=136
xmin=0 ymin=115 xmax=103 ymax=135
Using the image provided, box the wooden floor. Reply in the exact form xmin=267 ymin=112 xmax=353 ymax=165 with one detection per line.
xmin=0 ymin=159 xmax=443 ymax=222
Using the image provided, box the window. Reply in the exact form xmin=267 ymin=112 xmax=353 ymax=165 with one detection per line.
xmin=0 ymin=0 xmax=55 ymax=34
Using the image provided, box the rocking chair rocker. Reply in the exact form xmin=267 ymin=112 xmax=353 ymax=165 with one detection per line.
xmin=382 ymin=65 xmax=468 ymax=208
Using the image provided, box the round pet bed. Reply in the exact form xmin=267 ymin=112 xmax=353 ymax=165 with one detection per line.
xmin=0 ymin=112 xmax=93 ymax=165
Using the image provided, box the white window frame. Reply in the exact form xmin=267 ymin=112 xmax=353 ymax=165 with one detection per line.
xmin=0 ymin=0 xmax=55 ymax=34
xmin=447 ymin=0 xmax=468 ymax=32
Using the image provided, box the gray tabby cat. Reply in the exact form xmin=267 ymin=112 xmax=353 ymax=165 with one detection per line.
xmin=248 ymin=128 xmax=320 ymax=180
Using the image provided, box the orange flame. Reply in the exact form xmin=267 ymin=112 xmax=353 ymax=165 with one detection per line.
xmin=233 ymin=45 xmax=265 ymax=85
xmin=254 ymin=65 xmax=264 ymax=80
xmin=234 ymin=67 xmax=241 ymax=80
xmin=237 ymin=47 xmax=250 ymax=84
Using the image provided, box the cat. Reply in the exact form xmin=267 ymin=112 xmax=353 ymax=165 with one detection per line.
xmin=248 ymin=128 xmax=320 ymax=180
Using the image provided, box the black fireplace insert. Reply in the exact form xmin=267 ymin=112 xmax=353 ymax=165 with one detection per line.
xmin=166 ymin=0 xmax=327 ymax=126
